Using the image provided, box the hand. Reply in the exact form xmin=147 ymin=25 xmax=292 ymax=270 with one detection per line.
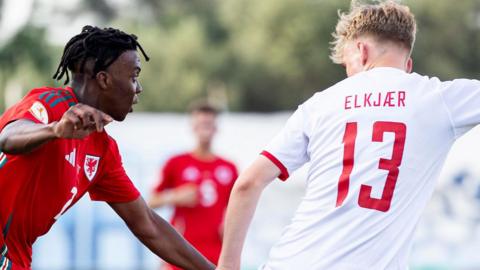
xmin=173 ymin=184 xmax=198 ymax=207
xmin=52 ymin=103 xmax=113 ymax=139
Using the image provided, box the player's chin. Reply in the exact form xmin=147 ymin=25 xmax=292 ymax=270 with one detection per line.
xmin=112 ymin=111 xmax=129 ymax=122
xmin=114 ymin=105 xmax=134 ymax=121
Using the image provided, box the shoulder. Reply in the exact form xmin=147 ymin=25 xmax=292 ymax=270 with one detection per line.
xmin=105 ymin=134 xmax=119 ymax=149
xmin=286 ymin=92 xmax=324 ymax=118
xmin=216 ymin=156 xmax=236 ymax=167
xmin=215 ymin=156 xmax=238 ymax=172
xmin=438 ymin=77 xmax=479 ymax=89
xmin=27 ymin=86 xmax=78 ymax=120
xmin=164 ymin=152 xmax=191 ymax=166
xmin=29 ymin=86 xmax=77 ymax=107
xmin=0 ymin=86 xmax=77 ymax=127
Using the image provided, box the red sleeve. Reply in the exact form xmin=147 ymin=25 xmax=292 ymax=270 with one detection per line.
xmin=153 ymin=158 xmax=177 ymax=193
xmin=89 ymin=137 xmax=140 ymax=203
xmin=260 ymin=150 xmax=289 ymax=181
xmin=0 ymin=91 xmax=52 ymax=131
xmin=0 ymin=88 xmax=76 ymax=131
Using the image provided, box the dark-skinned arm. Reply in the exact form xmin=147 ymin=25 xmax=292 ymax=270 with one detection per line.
xmin=109 ymin=197 xmax=215 ymax=270
xmin=0 ymin=120 xmax=58 ymax=154
xmin=0 ymin=104 xmax=112 ymax=154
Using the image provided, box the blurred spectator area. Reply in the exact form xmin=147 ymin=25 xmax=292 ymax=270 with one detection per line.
xmin=0 ymin=0 xmax=479 ymax=112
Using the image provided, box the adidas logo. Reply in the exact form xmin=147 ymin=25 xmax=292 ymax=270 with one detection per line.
xmin=65 ymin=149 xmax=76 ymax=167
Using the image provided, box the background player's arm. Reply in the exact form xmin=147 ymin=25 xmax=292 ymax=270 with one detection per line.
xmin=217 ymin=156 xmax=279 ymax=270
xmin=0 ymin=104 xmax=112 ymax=154
xmin=109 ymin=196 xmax=215 ymax=270
xmin=148 ymin=184 xmax=198 ymax=208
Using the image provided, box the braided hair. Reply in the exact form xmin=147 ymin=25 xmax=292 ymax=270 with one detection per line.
xmin=53 ymin=25 xmax=150 ymax=85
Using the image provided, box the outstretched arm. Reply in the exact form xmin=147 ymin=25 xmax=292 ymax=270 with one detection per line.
xmin=217 ymin=156 xmax=280 ymax=270
xmin=0 ymin=120 xmax=57 ymax=154
xmin=109 ymin=197 xmax=215 ymax=270
xmin=0 ymin=104 xmax=112 ymax=154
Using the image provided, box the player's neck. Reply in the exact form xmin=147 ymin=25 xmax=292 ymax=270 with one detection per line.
xmin=192 ymin=145 xmax=215 ymax=161
xmin=365 ymin=51 xmax=410 ymax=72
xmin=71 ymin=79 xmax=100 ymax=108
xmin=366 ymin=61 xmax=407 ymax=72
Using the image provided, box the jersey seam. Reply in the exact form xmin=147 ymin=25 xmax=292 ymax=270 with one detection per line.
xmin=437 ymin=85 xmax=458 ymax=140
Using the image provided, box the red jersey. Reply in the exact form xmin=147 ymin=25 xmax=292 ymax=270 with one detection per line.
xmin=154 ymin=153 xmax=238 ymax=268
xmin=0 ymin=87 xmax=140 ymax=270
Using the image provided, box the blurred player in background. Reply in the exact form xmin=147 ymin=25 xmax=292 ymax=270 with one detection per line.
xmin=217 ymin=1 xmax=480 ymax=270
xmin=0 ymin=26 xmax=214 ymax=270
xmin=148 ymin=102 xmax=238 ymax=270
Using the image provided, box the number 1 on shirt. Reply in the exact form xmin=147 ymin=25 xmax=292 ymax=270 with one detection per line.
xmin=336 ymin=121 xmax=406 ymax=212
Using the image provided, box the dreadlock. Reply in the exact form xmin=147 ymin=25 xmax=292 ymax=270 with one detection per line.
xmin=53 ymin=25 xmax=150 ymax=85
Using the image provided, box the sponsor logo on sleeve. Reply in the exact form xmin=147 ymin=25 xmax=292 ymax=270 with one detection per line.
xmin=29 ymin=101 xmax=49 ymax=124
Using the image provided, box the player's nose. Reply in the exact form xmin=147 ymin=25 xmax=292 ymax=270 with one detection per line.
xmin=136 ymin=81 xmax=143 ymax=94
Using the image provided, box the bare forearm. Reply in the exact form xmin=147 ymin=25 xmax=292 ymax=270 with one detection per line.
xmin=136 ymin=209 xmax=215 ymax=270
xmin=218 ymin=156 xmax=279 ymax=270
xmin=0 ymin=121 xmax=57 ymax=154
xmin=0 ymin=104 xmax=113 ymax=155
xmin=218 ymin=180 xmax=265 ymax=269
xmin=111 ymin=198 xmax=213 ymax=270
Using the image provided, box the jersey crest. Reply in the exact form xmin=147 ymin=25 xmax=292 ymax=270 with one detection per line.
xmin=84 ymin=155 xmax=100 ymax=181
xmin=29 ymin=101 xmax=49 ymax=124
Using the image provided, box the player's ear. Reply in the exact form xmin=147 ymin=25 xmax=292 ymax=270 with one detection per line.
xmin=406 ymin=57 xmax=413 ymax=73
xmin=358 ymin=42 xmax=368 ymax=67
xmin=96 ymin=71 xmax=110 ymax=90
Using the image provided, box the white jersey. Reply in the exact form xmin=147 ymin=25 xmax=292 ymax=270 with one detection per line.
xmin=261 ymin=67 xmax=480 ymax=270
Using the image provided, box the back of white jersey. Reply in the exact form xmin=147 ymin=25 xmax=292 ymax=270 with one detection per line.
xmin=261 ymin=67 xmax=480 ymax=270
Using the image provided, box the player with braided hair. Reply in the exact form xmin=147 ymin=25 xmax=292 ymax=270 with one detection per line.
xmin=53 ymin=25 xmax=150 ymax=85
xmin=0 ymin=26 xmax=215 ymax=270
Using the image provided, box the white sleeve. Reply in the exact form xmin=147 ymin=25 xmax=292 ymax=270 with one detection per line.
xmin=440 ymin=79 xmax=480 ymax=138
xmin=262 ymin=104 xmax=309 ymax=181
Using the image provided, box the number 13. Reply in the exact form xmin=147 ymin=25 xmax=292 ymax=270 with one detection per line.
xmin=336 ymin=121 xmax=406 ymax=212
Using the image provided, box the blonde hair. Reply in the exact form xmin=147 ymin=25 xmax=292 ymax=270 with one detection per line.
xmin=330 ymin=0 xmax=417 ymax=64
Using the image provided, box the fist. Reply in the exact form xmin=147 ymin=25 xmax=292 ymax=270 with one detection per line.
xmin=52 ymin=103 xmax=113 ymax=139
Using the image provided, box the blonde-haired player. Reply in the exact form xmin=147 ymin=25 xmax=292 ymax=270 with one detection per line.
xmin=217 ymin=1 xmax=480 ymax=269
